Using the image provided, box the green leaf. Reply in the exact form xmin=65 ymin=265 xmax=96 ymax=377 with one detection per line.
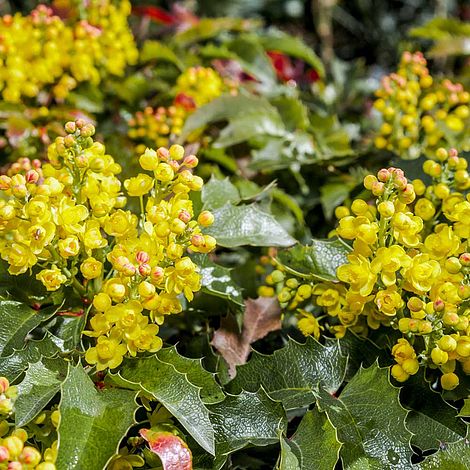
xmin=402 ymin=371 xmax=466 ymax=451
xmin=286 ymin=409 xmax=340 ymax=470
xmin=192 ymin=253 xmax=244 ymax=307
xmin=457 ymin=398 xmax=470 ymax=417
xmin=15 ymin=358 xmax=68 ymax=427
xmin=260 ymin=30 xmax=325 ymax=77
xmin=156 ymin=346 xmax=225 ymax=404
xmin=0 ymin=334 xmax=61 ymax=382
xmin=202 ymin=176 xmax=241 ymax=210
xmin=173 ymin=18 xmax=260 ymax=47
xmin=140 ymin=40 xmax=184 ymax=69
xmin=205 ymin=203 xmax=296 ymax=248
xmin=208 ymin=389 xmax=287 ymax=466
xmin=418 ymin=439 xmax=470 ymax=470
xmin=180 ymin=95 xmax=283 ymax=142
xmin=279 ymin=438 xmax=300 ymax=469
xmin=227 ymin=337 xmax=347 ymax=410
xmin=276 ymin=238 xmax=351 ymax=281
xmin=56 ymin=364 xmax=139 ymax=470
xmin=271 ymin=96 xmax=309 ymax=132
xmin=216 ymin=111 xmax=286 ymax=148
xmin=316 ymin=364 xmax=413 ymax=468
xmin=320 ymin=181 xmax=355 ymax=220
xmin=47 ymin=314 xmax=86 ymax=352
xmin=227 ymin=35 xmax=277 ymax=85
xmin=116 ymin=355 xmax=215 ymax=454
xmin=0 ymin=301 xmax=56 ymax=356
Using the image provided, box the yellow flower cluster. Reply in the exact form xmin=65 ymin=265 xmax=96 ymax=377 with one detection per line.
xmin=373 ymin=51 xmax=469 ymax=159
xmin=267 ymin=147 xmax=470 ymax=390
xmin=0 ymin=120 xmax=216 ymax=371
xmin=175 ymin=66 xmax=225 ymax=107
xmin=128 ymin=105 xmax=189 ymax=154
xmin=0 ymin=377 xmax=56 ymax=469
xmin=0 ymin=1 xmax=137 ymax=103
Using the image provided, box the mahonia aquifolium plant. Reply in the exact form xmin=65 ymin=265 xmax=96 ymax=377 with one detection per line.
xmin=266 ymin=147 xmax=470 ymax=391
xmin=0 ymin=0 xmax=137 ymax=103
xmin=374 ymin=51 xmax=469 ymax=159
xmin=0 ymin=377 xmax=58 ymax=469
xmin=0 ymin=119 xmax=216 ymax=371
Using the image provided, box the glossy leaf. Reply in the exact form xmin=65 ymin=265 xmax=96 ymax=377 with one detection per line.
xmin=208 ymin=389 xmax=287 ymax=466
xmin=192 ymin=253 xmax=244 ymax=308
xmin=201 ymin=176 xmax=241 ymax=210
xmin=140 ymin=428 xmax=192 ymax=470
xmin=56 ymin=364 xmax=139 ymax=470
xmin=116 ymin=355 xmax=215 ymax=454
xmin=156 ymin=345 xmax=225 ymax=404
xmin=316 ymin=364 xmax=413 ymax=469
xmin=15 ymin=358 xmax=68 ymax=427
xmin=0 ymin=301 xmax=56 ymax=356
xmin=180 ymin=95 xmax=283 ymax=141
xmin=286 ymin=409 xmax=340 ymax=470
xmin=276 ymin=238 xmax=351 ymax=281
xmin=227 ymin=337 xmax=347 ymax=410
xmin=418 ymin=439 xmax=470 ymax=470
xmin=205 ymin=203 xmax=296 ymax=248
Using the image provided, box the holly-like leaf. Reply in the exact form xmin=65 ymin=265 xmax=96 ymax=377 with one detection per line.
xmin=279 ymin=438 xmax=300 ymax=469
xmin=140 ymin=428 xmax=192 ymax=470
xmin=418 ymin=439 xmax=470 ymax=470
xmin=156 ymin=346 xmax=224 ymax=404
xmin=208 ymin=389 xmax=287 ymax=467
xmin=0 ymin=301 xmax=56 ymax=356
xmin=15 ymin=358 xmax=68 ymax=427
xmin=56 ymin=364 xmax=139 ymax=470
xmin=286 ymin=408 xmax=340 ymax=470
xmin=227 ymin=337 xmax=347 ymax=410
xmin=201 ymin=176 xmax=241 ymax=211
xmin=140 ymin=40 xmax=184 ymax=69
xmin=401 ymin=371 xmax=466 ymax=451
xmin=211 ymin=297 xmax=281 ymax=376
xmin=316 ymin=364 xmax=413 ymax=469
xmin=276 ymin=238 xmax=351 ymax=281
xmin=116 ymin=356 xmax=215 ymax=454
xmin=192 ymin=254 xmax=244 ymax=308
xmin=205 ymin=203 xmax=296 ymax=248
xmin=0 ymin=334 xmax=61 ymax=382
xmin=180 ymin=95 xmax=283 ymax=142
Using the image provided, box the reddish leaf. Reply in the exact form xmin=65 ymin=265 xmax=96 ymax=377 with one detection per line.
xmin=140 ymin=428 xmax=192 ymax=470
xmin=211 ymin=297 xmax=281 ymax=377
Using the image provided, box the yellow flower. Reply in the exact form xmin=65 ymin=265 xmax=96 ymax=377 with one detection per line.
xmin=424 ymin=225 xmax=460 ymax=260
xmin=403 ymin=253 xmax=441 ymax=294
xmin=56 ymin=198 xmax=89 ymax=234
xmin=391 ymin=211 xmax=423 ymax=247
xmin=103 ymin=210 xmax=138 ymax=238
xmin=85 ymin=335 xmax=127 ymax=371
xmin=337 ymin=255 xmax=377 ymax=296
xmin=80 ymin=257 xmax=103 ymax=280
xmin=337 ymin=216 xmax=378 ymax=245
xmin=58 ymin=236 xmax=81 ymax=258
xmin=82 ymin=220 xmax=108 ymax=253
xmin=36 ymin=266 xmax=67 ymax=291
xmin=370 ymin=245 xmax=411 ymax=286
xmin=297 ymin=310 xmax=323 ymax=339
xmin=2 ymin=243 xmax=37 ymax=275
xmin=374 ymin=286 xmax=404 ymax=316
xmin=124 ymin=174 xmax=153 ymax=197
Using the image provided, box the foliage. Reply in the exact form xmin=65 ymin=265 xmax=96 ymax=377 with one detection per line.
xmin=0 ymin=1 xmax=468 ymax=469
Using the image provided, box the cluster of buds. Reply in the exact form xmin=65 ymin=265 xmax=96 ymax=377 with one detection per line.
xmin=266 ymin=146 xmax=470 ymax=390
xmin=374 ymin=51 xmax=469 ymax=159
xmin=0 ymin=1 xmax=137 ymax=103
xmin=0 ymin=120 xmax=216 ymax=371
xmin=127 ymin=105 xmax=190 ymax=153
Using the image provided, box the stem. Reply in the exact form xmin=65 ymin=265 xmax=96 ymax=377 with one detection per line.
xmin=49 ymin=244 xmax=87 ymax=297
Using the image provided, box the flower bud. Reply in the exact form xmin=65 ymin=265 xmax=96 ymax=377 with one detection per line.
xmin=445 ymin=257 xmax=461 ymax=274
xmin=431 ymin=347 xmax=448 ymax=365
xmin=151 ymin=266 xmax=164 ymax=282
xmin=3 ymin=436 xmax=23 ymax=457
xmin=138 ymin=281 xmax=156 ymax=298
xmin=459 ymin=253 xmax=470 ymax=266
xmin=198 ymin=211 xmax=214 ymax=227
xmin=157 ymin=147 xmax=170 ymax=161
xmin=363 ymin=174 xmax=377 ymax=190
xmin=378 ymin=201 xmax=395 ymax=218
xmin=169 ymin=144 xmax=185 ymax=160
xmin=438 ymin=335 xmax=457 ymax=352
xmin=65 ymin=121 xmax=76 ymax=134
xmin=136 ymin=251 xmax=150 ymax=265
xmin=0 ymin=446 xmax=9 ymax=462
xmin=19 ymin=446 xmax=41 ymax=466
xmin=183 ymin=155 xmax=198 ymax=168
xmin=441 ymin=372 xmax=459 ymax=390
xmin=377 ymin=169 xmax=391 ymax=182
xmin=391 ymin=364 xmax=409 ymax=382
xmin=402 ymin=358 xmax=419 ymax=375
xmin=25 ymin=170 xmax=39 ymax=184
xmin=371 ymin=181 xmax=385 ymax=196
xmin=0 ymin=378 xmax=9 ymax=394
xmin=178 ymin=209 xmax=191 ymax=224
xmin=93 ymin=293 xmax=112 ymax=312
xmin=139 ymin=263 xmax=152 ymax=277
